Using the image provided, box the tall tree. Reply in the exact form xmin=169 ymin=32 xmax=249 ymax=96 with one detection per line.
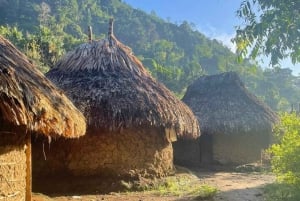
xmin=234 ymin=0 xmax=300 ymax=65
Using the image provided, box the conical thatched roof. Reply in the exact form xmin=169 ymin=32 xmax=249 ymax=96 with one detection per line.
xmin=182 ymin=72 xmax=279 ymax=135
xmin=46 ymin=19 xmax=199 ymax=139
xmin=0 ymin=35 xmax=86 ymax=138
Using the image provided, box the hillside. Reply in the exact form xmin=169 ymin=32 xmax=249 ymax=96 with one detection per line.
xmin=0 ymin=0 xmax=300 ymax=111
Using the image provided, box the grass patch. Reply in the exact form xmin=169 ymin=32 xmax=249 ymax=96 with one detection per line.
xmin=264 ymin=182 xmax=300 ymax=201
xmin=119 ymin=166 xmax=217 ymax=200
xmin=149 ymin=175 xmax=217 ymax=199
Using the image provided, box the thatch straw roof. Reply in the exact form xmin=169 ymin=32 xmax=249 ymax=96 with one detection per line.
xmin=46 ymin=19 xmax=199 ymax=139
xmin=0 ymin=36 xmax=86 ymax=138
xmin=182 ymin=72 xmax=279 ymax=135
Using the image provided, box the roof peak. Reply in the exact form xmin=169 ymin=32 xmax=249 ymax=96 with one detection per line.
xmin=108 ymin=18 xmax=114 ymax=46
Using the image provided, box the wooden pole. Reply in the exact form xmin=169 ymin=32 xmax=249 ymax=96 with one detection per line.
xmin=108 ymin=18 xmax=114 ymax=46
xmin=88 ymin=26 xmax=92 ymax=42
xmin=25 ymin=132 xmax=32 ymax=201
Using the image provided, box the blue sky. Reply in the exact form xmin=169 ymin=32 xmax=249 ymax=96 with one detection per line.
xmin=123 ymin=0 xmax=241 ymax=35
xmin=123 ymin=0 xmax=300 ymax=75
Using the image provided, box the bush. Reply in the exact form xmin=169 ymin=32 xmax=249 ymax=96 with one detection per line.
xmin=269 ymin=113 xmax=300 ymax=184
xmin=266 ymin=113 xmax=300 ymax=200
xmin=264 ymin=183 xmax=300 ymax=201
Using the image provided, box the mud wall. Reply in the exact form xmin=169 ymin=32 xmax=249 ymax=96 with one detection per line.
xmin=0 ymin=136 xmax=26 ymax=201
xmin=213 ymin=132 xmax=271 ymax=165
xmin=33 ymin=128 xmax=174 ymax=179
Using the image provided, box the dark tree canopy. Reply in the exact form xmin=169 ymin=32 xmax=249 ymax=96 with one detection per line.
xmin=234 ymin=0 xmax=300 ymax=65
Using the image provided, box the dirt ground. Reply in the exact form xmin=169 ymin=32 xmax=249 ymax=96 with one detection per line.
xmin=195 ymin=171 xmax=274 ymax=201
xmin=32 ymin=168 xmax=275 ymax=201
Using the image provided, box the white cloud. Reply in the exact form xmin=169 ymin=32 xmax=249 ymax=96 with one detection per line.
xmin=213 ymin=33 xmax=236 ymax=52
xmin=196 ymin=24 xmax=236 ymax=52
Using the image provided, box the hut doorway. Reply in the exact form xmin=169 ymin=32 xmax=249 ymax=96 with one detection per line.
xmin=199 ymin=134 xmax=213 ymax=165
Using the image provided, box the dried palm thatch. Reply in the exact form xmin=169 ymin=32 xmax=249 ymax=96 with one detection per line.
xmin=0 ymin=35 xmax=86 ymax=138
xmin=182 ymin=72 xmax=279 ymax=135
xmin=46 ymin=19 xmax=199 ymax=139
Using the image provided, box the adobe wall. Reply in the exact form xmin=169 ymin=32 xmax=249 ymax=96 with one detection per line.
xmin=213 ymin=132 xmax=271 ymax=165
xmin=33 ymin=128 xmax=174 ymax=179
xmin=0 ymin=136 xmax=26 ymax=201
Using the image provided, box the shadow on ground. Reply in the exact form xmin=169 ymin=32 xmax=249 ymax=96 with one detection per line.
xmin=33 ymin=166 xmax=274 ymax=201
xmin=33 ymin=174 xmax=132 ymax=196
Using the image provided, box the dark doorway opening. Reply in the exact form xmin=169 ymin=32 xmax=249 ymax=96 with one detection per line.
xmin=199 ymin=134 xmax=213 ymax=165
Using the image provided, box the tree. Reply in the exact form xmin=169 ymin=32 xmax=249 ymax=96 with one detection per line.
xmin=35 ymin=2 xmax=52 ymax=27
xmin=234 ymin=0 xmax=300 ymax=65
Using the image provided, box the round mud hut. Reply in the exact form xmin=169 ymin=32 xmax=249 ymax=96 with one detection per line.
xmin=174 ymin=72 xmax=279 ymax=167
xmin=40 ymin=19 xmax=199 ymax=179
xmin=0 ymin=36 xmax=86 ymax=201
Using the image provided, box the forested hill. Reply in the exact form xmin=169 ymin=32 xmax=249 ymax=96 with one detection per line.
xmin=0 ymin=0 xmax=300 ymax=111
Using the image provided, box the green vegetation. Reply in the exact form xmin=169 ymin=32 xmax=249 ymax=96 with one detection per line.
xmin=264 ymin=183 xmax=300 ymax=201
xmin=0 ymin=0 xmax=300 ymax=111
xmin=151 ymin=176 xmax=217 ymax=198
xmin=235 ymin=0 xmax=300 ymax=65
xmin=270 ymin=113 xmax=300 ymax=185
xmin=265 ymin=113 xmax=300 ymax=200
xmin=119 ymin=173 xmax=217 ymax=199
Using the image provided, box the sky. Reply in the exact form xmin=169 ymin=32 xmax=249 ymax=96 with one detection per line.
xmin=123 ymin=0 xmax=300 ymax=75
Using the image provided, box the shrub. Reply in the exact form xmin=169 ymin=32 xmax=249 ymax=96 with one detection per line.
xmin=266 ymin=113 xmax=300 ymax=200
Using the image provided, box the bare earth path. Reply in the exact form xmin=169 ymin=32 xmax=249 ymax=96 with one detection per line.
xmin=196 ymin=171 xmax=275 ymax=201
xmin=33 ymin=169 xmax=275 ymax=201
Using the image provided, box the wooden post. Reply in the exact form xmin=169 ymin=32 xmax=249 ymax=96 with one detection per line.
xmin=88 ymin=26 xmax=92 ymax=42
xmin=108 ymin=18 xmax=114 ymax=46
xmin=25 ymin=132 xmax=32 ymax=201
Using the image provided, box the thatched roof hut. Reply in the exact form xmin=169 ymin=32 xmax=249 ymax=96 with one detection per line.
xmin=0 ymin=36 xmax=86 ymax=137
xmin=183 ymin=72 xmax=278 ymax=135
xmin=40 ymin=19 xmax=199 ymax=180
xmin=0 ymin=35 xmax=86 ymax=200
xmin=46 ymin=25 xmax=198 ymax=138
xmin=174 ymin=72 xmax=279 ymax=166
